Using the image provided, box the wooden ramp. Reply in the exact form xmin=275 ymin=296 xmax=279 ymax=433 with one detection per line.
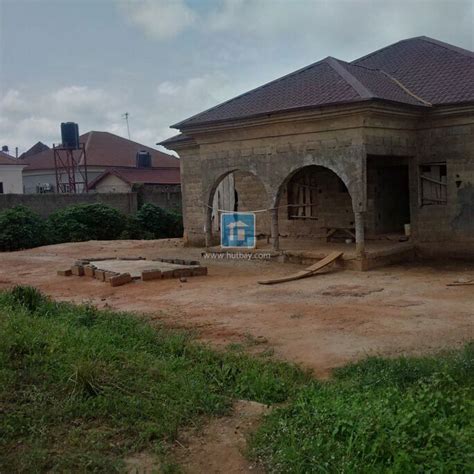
xmin=258 ymin=251 xmax=343 ymax=285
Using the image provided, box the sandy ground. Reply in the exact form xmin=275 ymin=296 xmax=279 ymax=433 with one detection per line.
xmin=1 ymin=239 xmax=473 ymax=377
xmin=2 ymin=239 xmax=473 ymax=473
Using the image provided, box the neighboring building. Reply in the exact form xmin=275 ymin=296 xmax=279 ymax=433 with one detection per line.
xmin=21 ymin=131 xmax=180 ymax=194
xmin=19 ymin=141 xmax=50 ymax=159
xmin=88 ymin=167 xmax=181 ymax=210
xmin=0 ymin=151 xmax=26 ymax=194
xmin=161 ymin=36 xmax=474 ymax=260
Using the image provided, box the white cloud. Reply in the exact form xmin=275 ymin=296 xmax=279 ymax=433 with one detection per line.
xmin=118 ymin=0 xmax=197 ymax=40
xmin=0 ymin=86 xmax=127 ymax=154
xmin=16 ymin=117 xmax=57 ymax=138
xmin=0 ymin=77 xmax=244 ymax=154
xmin=0 ymin=75 xmax=236 ymax=155
xmin=154 ymin=73 xmax=237 ymax=126
xmin=157 ymin=81 xmax=180 ymax=96
xmin=115 ymin=0 xmax=473 ymax=58
xmin=0 ymin=89 xmax=29 ymax=115
xmin=50 ymin=86 xmax=116 ymax=112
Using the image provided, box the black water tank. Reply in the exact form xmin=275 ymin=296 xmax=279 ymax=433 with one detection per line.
xmin=61 ymin=122 xmax=80 ymax=149
xmin=136 ymin=150 xmax=151 ymax=168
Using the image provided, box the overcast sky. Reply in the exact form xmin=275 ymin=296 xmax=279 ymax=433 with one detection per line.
xmin=0 ymin=0 xmax=473 ymax=155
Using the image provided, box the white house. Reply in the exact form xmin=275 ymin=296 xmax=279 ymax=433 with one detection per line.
xmin=0 ymin=151 xmax=25 ymax=194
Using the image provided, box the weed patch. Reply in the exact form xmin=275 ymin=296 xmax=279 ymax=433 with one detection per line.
xmin=250 ymin=346 xmax=474 ymax=472
xmin=0 ymin=287 xmax=307 ymax=472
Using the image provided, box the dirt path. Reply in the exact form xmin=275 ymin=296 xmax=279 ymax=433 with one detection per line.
xmin=173 ymin=400 xmax=268 ymax=474
xmin=124 ymin=400 xmax=268 ymax=474
xmin=1 ymin=239 xmax=473 ymax=377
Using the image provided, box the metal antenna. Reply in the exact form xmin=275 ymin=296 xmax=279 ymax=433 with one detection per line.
xmin=122 ymin=112 xmax=131 ymax=139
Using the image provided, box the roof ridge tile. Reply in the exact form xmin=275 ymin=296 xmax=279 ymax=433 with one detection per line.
xmin=339 ymin=59 xmax=431 ymax=106
xmin=324 ymin=57 xmax=373 ymax=99
xmin=378 ymin=70 xmax=432 ymax=106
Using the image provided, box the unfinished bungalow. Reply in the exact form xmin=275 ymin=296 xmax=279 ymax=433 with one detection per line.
xmin=161 ymin=37 xmax=474 ymax=268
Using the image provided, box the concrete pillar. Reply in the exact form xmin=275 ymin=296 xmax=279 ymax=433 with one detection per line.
xmin=205 ymin=207 xmax=212 ymax=248
xmin=271 ymin=207 xmax=279 ymax=251
xmin=354 ymin=211 xmax=365 ymax=256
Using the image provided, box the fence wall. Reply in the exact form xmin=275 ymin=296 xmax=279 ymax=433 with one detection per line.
xmin=0 ymin=193 xmax=138 ymax=218
xmin=139 ymin=185 xmax=182 ymax=211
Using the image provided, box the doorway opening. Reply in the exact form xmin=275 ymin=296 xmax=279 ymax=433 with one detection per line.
xmin=367 ymin=156 xmax=411 ymax=235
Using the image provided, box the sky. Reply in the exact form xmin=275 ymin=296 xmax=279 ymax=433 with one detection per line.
xmin=0 ymin=0 xmax=473 ymax=156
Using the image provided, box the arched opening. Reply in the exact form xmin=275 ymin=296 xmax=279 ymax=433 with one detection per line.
xmin=206 ymin=170 xmax=271 ymax=246
xmin=274 ymin=165 xmax=356 ymax=250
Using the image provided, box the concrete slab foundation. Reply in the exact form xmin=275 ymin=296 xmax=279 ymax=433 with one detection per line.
xmin=89 ymin=259 xmax=200 ymax=279
xmin=207 ymin=237 xmax=415 ymax=271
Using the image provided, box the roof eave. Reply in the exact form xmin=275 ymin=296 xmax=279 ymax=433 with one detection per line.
xmin=0 ymin=163 xmax=27 ymax=169
xmin=175 ymin=98 xmax=429 ymax=133
xmin=158 ymin=134 xmax=195 ymax=146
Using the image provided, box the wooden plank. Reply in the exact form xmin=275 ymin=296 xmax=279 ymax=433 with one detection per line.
xmin=447 ymin=279 xmax=474 ymax=287
xmin=258 ymin=251 xmax=343 ymax=285
xmin=421 ymin=175 xmax=447 ymax=186
xmin=325 ymin=227 xmax=355 ymax=242
xmin=422 ymin=197 xmax=447 ymax=203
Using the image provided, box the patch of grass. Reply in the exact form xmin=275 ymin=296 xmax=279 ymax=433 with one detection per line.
xmin=250 ymin=345 xmax=474 ymax=473
xmin=2 ymin=286 xmax=472 ymax=472
xmin=0 ymin=287 xmax=308 ymax=472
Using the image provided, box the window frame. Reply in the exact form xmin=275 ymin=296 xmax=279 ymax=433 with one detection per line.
xmin=419 ymin=162 xmax=447 ymax=207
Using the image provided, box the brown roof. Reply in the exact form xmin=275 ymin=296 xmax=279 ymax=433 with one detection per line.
xmin=159 ymin=133 xmax=193 ymax=146
xmin=88 ymin=167 xmax=181 ymax=189
xmin=19 ymin=141 xmax=50 ymax=159
xmin=171 ymin=36 xmax=473 ymax=129
xmin=22 ymin=131 xmax=180 ymax=171
xmin=0 ymin=151 xmax=24 ymax=166
xmin=353 ymin=36 xmax=474 ymax=105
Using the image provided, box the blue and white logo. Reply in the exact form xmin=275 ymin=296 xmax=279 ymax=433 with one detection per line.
xmin=221 ymin=212 xmax=256 ymax=248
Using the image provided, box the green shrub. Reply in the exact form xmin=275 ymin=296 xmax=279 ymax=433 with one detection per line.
xmin=0 ymin=202 xmax=183 ymax=251
xmin=136 ymin=203 xmax=183 ymax=238
xmin=10 ymin=285 xmax=48 ymax=312
xmin=0 ymin=206 xmax=50 ymax=251
xmin=48 ymin=203 xmax=128 ymax=242
xmin=118 ymin=215 xmax=155 ymax=240
xmin=250 ymin=347 xmax=474 ymax=473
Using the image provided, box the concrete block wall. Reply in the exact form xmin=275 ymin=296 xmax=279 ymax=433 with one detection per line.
xmin=0 ymin=192 xmax=138 ymax=218
xmin=0 ymin=188 xmax=181 ymax=219
xmin=172 ymin=104 xmax=474 ymax=258
xmin=413 ymin=120 xmax=474 ymax=254
xmin=139 ymin=185 xmax=182 ymax=212
xmin=233 ymin=171 xmax=271 ymax=236
xmin=277 ymin=166 xmax=353 ymax=239
xmin=177 ymin=146 xmax=207 ymax=245
xmin=175 ymin=115 xmax=368 ymax=246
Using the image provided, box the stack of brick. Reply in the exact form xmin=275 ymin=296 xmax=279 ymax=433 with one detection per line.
xmin=57 ymin=262 xmax=133 ymax=288
xmin=57 ymin=256 xmax=208 ymax=287
xmin=141 ymin=264 xmax=207 ymax=281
